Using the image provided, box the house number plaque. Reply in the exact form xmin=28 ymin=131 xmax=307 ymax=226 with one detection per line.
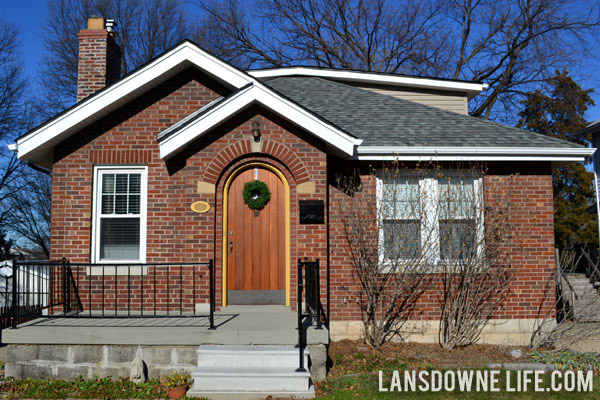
xmin=190 ymin=201 xmax=211 ymax=213
xmin=299 ymin=200 xmax=324 ymax=224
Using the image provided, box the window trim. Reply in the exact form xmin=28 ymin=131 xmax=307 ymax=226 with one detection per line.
xmin=91 ymin=165 xmax=148 ymax=264
xmin=376 ymin=171 xmax=484 ymax=269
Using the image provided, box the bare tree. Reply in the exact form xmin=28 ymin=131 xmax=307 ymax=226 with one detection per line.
xmin=0 ymin=17 xmax=27 ymax=204
xmin=196 ymin=0 xmax=446 ymax=71
xmin=443 ymin=0 xmax=600 ymax=121
xmin=0 ymin=17 xmax=26 ymax=139
xmin=196 ymin=0 xmax=600 ymax=121
xmin=436 ymin=169 xmax=515 ymax=349
xmin=5 ymin=171 xmax=51 ymax=259
xmin=0 ymin=17 xmax=30 ymax=258
xmin=36 ymin=0 xmax=191 ymax=118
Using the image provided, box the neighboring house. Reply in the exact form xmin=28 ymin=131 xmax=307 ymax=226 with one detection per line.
xmin=578 ymin=118 xmax=600 ymax=244
xmin=0 ymin=261 xmax=10 ymax=308
xmin=0 ymin=261 xmax=49 ymax=310
xmin=2 ymin=17 xmax=595 ymax=397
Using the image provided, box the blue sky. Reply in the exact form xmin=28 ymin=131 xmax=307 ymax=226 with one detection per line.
xmin=2 ymin=2 xmax=46 ymax=83
xmin=4 ymin=0 xmax=600 ymax=124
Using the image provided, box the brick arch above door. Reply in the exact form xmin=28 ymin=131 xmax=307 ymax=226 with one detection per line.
xmin=201 ymin=139 xmax=311 ymax=185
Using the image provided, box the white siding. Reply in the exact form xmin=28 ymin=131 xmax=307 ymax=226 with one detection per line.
xmin=356 ymin=83 xmax=469 ymax=115
xmin=593 ymin=132 xmax=600 ymax=245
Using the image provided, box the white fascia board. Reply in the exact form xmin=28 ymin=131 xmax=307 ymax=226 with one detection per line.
xmin=355 ymin=146 xmax=595 ymax=162
xmin=159 ymin=85 xmax=362 ymax=159
xmin=14 ymin=42 xmax=254 ymax=160
xmin=248 ymin=67 xmax=486 ymax=98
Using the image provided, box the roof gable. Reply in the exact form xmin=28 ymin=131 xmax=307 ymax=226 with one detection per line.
xmin=158 ymin=84 xmax=362 ymax=159
xmin=11 ymin=41 xmax=256 ymax=168
xmin=11 ymin=41 xmax=363 ymax=168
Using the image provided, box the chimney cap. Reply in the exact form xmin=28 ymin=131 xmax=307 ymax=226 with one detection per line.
xmin=87 ymin=16 xmax=105 ymax=30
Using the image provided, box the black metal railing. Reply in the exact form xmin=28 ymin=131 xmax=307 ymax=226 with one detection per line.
xmin=296 ymin=258 xmax=323 ymax=372
xmin=10 ymin=259 xmax=216 ymax=329
xmin=0 ymin=263 xmax=46 ymax=343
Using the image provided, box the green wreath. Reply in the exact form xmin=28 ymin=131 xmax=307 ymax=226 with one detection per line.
xmin=243 ymin=180 xmax=271 ymax=210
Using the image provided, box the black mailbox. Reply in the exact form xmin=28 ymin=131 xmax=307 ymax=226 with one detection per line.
xmin=299 ymin=200 xmax=324 ymax=224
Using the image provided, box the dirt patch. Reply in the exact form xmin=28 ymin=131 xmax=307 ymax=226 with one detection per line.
xmin=329 ymin=339 xmax=532 ymax=369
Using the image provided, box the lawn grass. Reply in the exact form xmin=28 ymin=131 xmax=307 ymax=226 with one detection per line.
xmin=314 ymin=341 xmax=600 ymax=399
xmin=0 ymin=376 xmax=167 ymax=399
xmin=316 ymin=370 xmax=600 ymax=399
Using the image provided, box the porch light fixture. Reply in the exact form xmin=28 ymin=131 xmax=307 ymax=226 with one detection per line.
xmin=251 ymin=120 xmax=261 ymax=142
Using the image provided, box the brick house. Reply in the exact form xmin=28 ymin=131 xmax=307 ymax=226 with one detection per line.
xmin=3 ymin=17 xmax=594 ymax=397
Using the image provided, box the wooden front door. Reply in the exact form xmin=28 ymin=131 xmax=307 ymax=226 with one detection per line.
xmin=226 ymin=166 xmax=286 ymax=304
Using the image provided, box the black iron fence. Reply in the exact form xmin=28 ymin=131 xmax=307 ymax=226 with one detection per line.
xmin=296 ymin=258 xmax=323 ymax=372
xmin=9 ymin=259 xmax=216 ymax=329
xmin=0 ymin=262 xmax=47 ymax=342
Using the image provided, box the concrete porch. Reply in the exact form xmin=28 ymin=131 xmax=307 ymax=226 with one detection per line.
xmin=3 ymin=305 xmax=329 ymax=394
xmin=2 ymin=306 xmax=328 ymax=346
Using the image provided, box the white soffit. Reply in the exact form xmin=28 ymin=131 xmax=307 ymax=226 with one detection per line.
xmin=248 ymin=67 xmax=487 ymax=99
xmin=11 ymin=41 xmax=254 ymax=166
xmin=159 ymin=85 xmax=362 ymax=159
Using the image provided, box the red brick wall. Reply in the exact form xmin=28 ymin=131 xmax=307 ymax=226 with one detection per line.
xmin=327 ymin=162 xmax=556 ymax=322
xmin=51 ymin=70 xmax=329 ymax=312
xmin=53 ymin=68 xmax=229 ymax=311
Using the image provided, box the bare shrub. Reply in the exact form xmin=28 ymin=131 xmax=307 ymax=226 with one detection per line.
xmin=337 ymin=163 xmax=435 ymax=348
xmin=338 ymin=162 xmax=515 ymax=349
xmin=436 ymin=170 xmax=516 ymax=349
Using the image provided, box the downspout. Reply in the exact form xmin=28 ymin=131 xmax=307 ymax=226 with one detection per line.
xmin=593 ymin=145 xmax=600 ymax=247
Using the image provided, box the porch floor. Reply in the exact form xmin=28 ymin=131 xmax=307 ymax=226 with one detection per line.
xmin=2 ymin=306 xmax=328 ymax=346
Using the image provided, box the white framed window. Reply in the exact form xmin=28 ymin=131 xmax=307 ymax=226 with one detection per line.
xmin=378 ymin=176 xmax=422 ymax=261
xmin=92 ymin=166 xmax=147 ymax=264
xmin=377 ymin=170 xmax=483 ymax=267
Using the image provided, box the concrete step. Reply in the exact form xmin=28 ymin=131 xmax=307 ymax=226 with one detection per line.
xmin=570 ymin=285 xmax=596 ymax=290
xmin=191 ymin=367 xmax=312 ymax=392
xmin=190 ymin=344 xmax=314 ymax=399
xmin=197 ymin=345 xmax=307 ymax=368
xmin=565 ymin=273 xmax=588 ymax=279
xmin=574 ymin=307 xmax=600 ymax=313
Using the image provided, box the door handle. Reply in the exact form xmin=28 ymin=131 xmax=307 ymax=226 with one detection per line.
xmin=229 ymin=240 xmax=233 ymax=256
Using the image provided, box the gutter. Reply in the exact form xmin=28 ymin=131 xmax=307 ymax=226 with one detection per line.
xmin=354 ymin=146 xmax=596 ymax=161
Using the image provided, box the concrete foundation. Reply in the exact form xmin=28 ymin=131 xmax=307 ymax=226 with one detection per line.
xmin=5 ymin=343 xmax=328 ymax=383
xmin=5 ymin=344 xmax=198 ymax=380
xmin=2 ymin=309 xmax=329 ymax=383
xmin=330 ymin=318 xmax=551 ymax=346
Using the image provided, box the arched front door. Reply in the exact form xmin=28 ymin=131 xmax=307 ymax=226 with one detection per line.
xmin=225 ymin=165 xmax=286 ymax=305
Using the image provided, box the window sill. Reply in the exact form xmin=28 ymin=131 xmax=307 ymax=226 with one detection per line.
xmin=379 ymin=260 xmax=487 ymax=274
xmin=86 ymin=265 xmax=148 ymax=276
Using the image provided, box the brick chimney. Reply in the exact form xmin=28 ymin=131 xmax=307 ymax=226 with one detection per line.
xmin=77 ymin=16 xmax=122 ymax=102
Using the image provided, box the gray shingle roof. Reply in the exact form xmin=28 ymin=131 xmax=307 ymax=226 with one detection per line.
xmin=157 ymin=96 xmax=224 ymax=141
xmin=264 ymin=76 xmax=584 ymax=148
